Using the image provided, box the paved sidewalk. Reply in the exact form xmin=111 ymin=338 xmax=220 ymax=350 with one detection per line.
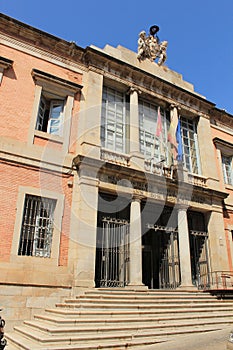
xmin=141 ymin=327 xmax=232 ymax=350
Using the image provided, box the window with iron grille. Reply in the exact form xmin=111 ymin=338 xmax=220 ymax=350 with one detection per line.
xmin=18 ymin=194 xmax=57 ymax=257
xmin=222 ymin=155 xmax=233 ymax=185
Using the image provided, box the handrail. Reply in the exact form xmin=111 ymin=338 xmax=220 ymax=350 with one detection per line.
xmin=199 ymin=271 xmax=233 ymax=291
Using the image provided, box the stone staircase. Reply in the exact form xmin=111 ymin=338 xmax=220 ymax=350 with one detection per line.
xmin=5 ymin=288 xmax=233 ymax=349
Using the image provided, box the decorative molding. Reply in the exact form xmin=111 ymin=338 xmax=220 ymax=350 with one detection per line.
xmin=100 ymin=149 xmax=130 ymax=167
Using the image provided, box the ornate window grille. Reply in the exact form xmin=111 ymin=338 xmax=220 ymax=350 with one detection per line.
xmin=18 ymin=194 xmax=56 ymax=257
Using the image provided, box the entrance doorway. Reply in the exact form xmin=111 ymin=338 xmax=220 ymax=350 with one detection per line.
xmin=142 ymin=205 xmax=181 ymax=289
xmin=188 ymin=211 xmax=210 ymax=288
xmin=142 ymin=227 xmax=181 ymax=289
xmin=95 ymin=193 xmax=130 ymax=288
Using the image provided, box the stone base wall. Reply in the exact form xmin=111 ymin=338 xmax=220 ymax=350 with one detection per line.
xmin=0 ymin=284 xmax=72 ymax=331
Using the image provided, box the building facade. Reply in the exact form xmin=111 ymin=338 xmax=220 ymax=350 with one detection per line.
xmin=0 ymin=14 xmax=233 ymax=329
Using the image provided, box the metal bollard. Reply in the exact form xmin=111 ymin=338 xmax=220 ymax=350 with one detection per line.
xmin=0 ymin=314 xmax=7 ymax=350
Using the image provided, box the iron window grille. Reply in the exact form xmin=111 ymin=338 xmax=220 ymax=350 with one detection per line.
xmin=18 ymin=194 xmax=57 ymax=257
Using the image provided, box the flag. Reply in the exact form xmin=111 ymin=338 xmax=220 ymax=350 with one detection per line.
xmin=176 ymin=118 xmax=183 ymax=162
xmin=167 ymin=107 xmax=178 ymax=147
xmin=155 ymin=106 xmax=162 ymax=137
xmin=155 ymin=106 xmax=165 ymax=161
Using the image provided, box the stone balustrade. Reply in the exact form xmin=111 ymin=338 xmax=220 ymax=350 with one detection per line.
xmin=100 ymin=149 xmax=130 ymax=166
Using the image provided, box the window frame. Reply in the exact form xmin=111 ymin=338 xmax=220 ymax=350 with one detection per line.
xmin=101 ymin=86 xmax=128 ymax=154
xmin=139 ymin=98 xmax=169 ymax=164
xmin=180 ymin=116 xmax=201 ymax=175
xmin=221 ymin=154 xmax=233 ymax=185
xmin=18 ymin=194 xmax=57 ymax=258
xmin=12 ymin=186 xmax=64 ymax=264
xmin=28 ymin=69 xmax=82 ymax=151
xmin=0 ymin=56 xmax=13 ymax=85
xmin=213 ymin=137 xmax=233 ymax=188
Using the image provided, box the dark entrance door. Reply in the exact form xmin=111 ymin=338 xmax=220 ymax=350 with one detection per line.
xmin=95 ymin=193 xmax=130 ymax=288
xmin=188 ymin=211 xmax=210 ymax=288
xmin=142 ymin=226 xmax=181 ymax=289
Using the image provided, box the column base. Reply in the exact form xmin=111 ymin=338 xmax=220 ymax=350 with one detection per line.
xmin=126 ymin=284 xmax=148 ymax=291
xmin=178 ymin=284 xmax=198 ymax=291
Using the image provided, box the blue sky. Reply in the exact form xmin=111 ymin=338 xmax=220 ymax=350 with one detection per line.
xmin=1 ymin=0 xmax=233 ymax=114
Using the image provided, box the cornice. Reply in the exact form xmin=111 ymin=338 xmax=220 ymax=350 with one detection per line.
xmin=84 ymin=47 xmax=215 ymax=116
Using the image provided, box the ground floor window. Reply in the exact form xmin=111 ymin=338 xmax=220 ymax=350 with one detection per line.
xmin=18 ymin=194 xmax=56 ymax=257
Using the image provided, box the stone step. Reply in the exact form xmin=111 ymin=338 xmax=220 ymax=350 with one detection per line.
xmin=83 ymin=289 xmax=218 ymax=298
xmin=73 ymin=296 xmax=231 ymax=304
xmin=5 ymin=289 xmax=233 ymax=350
xmin=34 ymin=310 xmax=233 ymax=325
xmin=6 ymin=323 xmax=226 ymax=349
xmin=45 ymin=305 xmax=233 ymax=317
xmin=56 ymin=300 xmax=233 ymax=310
xmin=23 ymin=317 xmax=233 ymax=335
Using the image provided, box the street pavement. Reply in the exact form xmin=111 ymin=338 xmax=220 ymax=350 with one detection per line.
xmin=141 ymin=326 xmax=232 ymax=350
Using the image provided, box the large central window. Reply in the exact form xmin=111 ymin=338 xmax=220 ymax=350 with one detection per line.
xmin=101 ymin=86 xmax=128 ymax=153
xmin=139 ymin=99 xmax=169 ymax=163
xmin=180 ymin=117 xmax=201 ymax=174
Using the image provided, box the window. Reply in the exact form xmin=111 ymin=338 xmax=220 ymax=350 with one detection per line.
xmin=0 ymin=56 xmax=13 ymax=84
xmin=18 ymin=194 xmax=57 ymax=257
xmin=36 ymin=92 xmax=64 ymax=136
xmin=222 ymin=155 xmax=233 ymax=185
xmin=101 ymin=86 xmax=128 ymax=153
xmin=180 ymin=117 xmax=201 ymax=174
xmin=30 ymin=69 xmax=82 ymax=146
xmin=139 ymin=99 xmax=169 ymax=163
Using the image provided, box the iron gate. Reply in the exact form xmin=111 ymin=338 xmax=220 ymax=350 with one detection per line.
xmin=147 ymin=224 xmax=181 ymax=289
xmin=190 ymin=230 xmax=210 ymax=289
xmin=99 ymin=217 xmax=130 ymax=287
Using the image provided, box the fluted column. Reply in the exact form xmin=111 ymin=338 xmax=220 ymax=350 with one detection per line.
xmin=128 ymin=196 xmax=146 ymax=289
xmin=178 ymin=206 xmax=194 ymax=288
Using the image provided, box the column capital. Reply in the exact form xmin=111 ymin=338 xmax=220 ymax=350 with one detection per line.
xmin=170 ymin=103 xmax=181 ymax=111
xmin=127 ymin=86 xmax=142 ymax=95
xmin=132 ymin=193 xmax=144 ymax=202
xmin=177 ymin=204 xmax=189 ymax=212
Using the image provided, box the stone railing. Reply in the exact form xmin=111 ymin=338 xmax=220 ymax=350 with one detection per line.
xmin=100 ymin=149 xmax=130 ymax=167
xmin=144 ymin=159 xmax=174 ymax=179
xmin=188 ymin=173 xmax=207 ymax=187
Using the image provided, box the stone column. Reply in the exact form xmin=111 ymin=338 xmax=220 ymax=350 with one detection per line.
xmin=128 ymin=196 xmax=146 ymax=289
xmin=177 ymin=206 xmax=194 ymax=288
xmin=129 ymin=88 xmax=144 ymax=170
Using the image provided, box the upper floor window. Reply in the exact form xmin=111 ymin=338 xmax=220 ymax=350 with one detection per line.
xmin=31 ymin=69 xmax=82 ymax=142
xmin=139 ymin=99 xmax=169 ymax=164
xmin=36 ymin=92 xmax=64 ymax=137
xmin=180 ymin=117 xmax=201 ymax=174
xmin=101 ymin=86 xmax=128 ymax=153
xmin=0 ymin=56 xmax=13 ymax=85
xmin=18 ymin=194 xmax=57 ymax=257
xmin=222 ymin=155 xmax=233 ymax=185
